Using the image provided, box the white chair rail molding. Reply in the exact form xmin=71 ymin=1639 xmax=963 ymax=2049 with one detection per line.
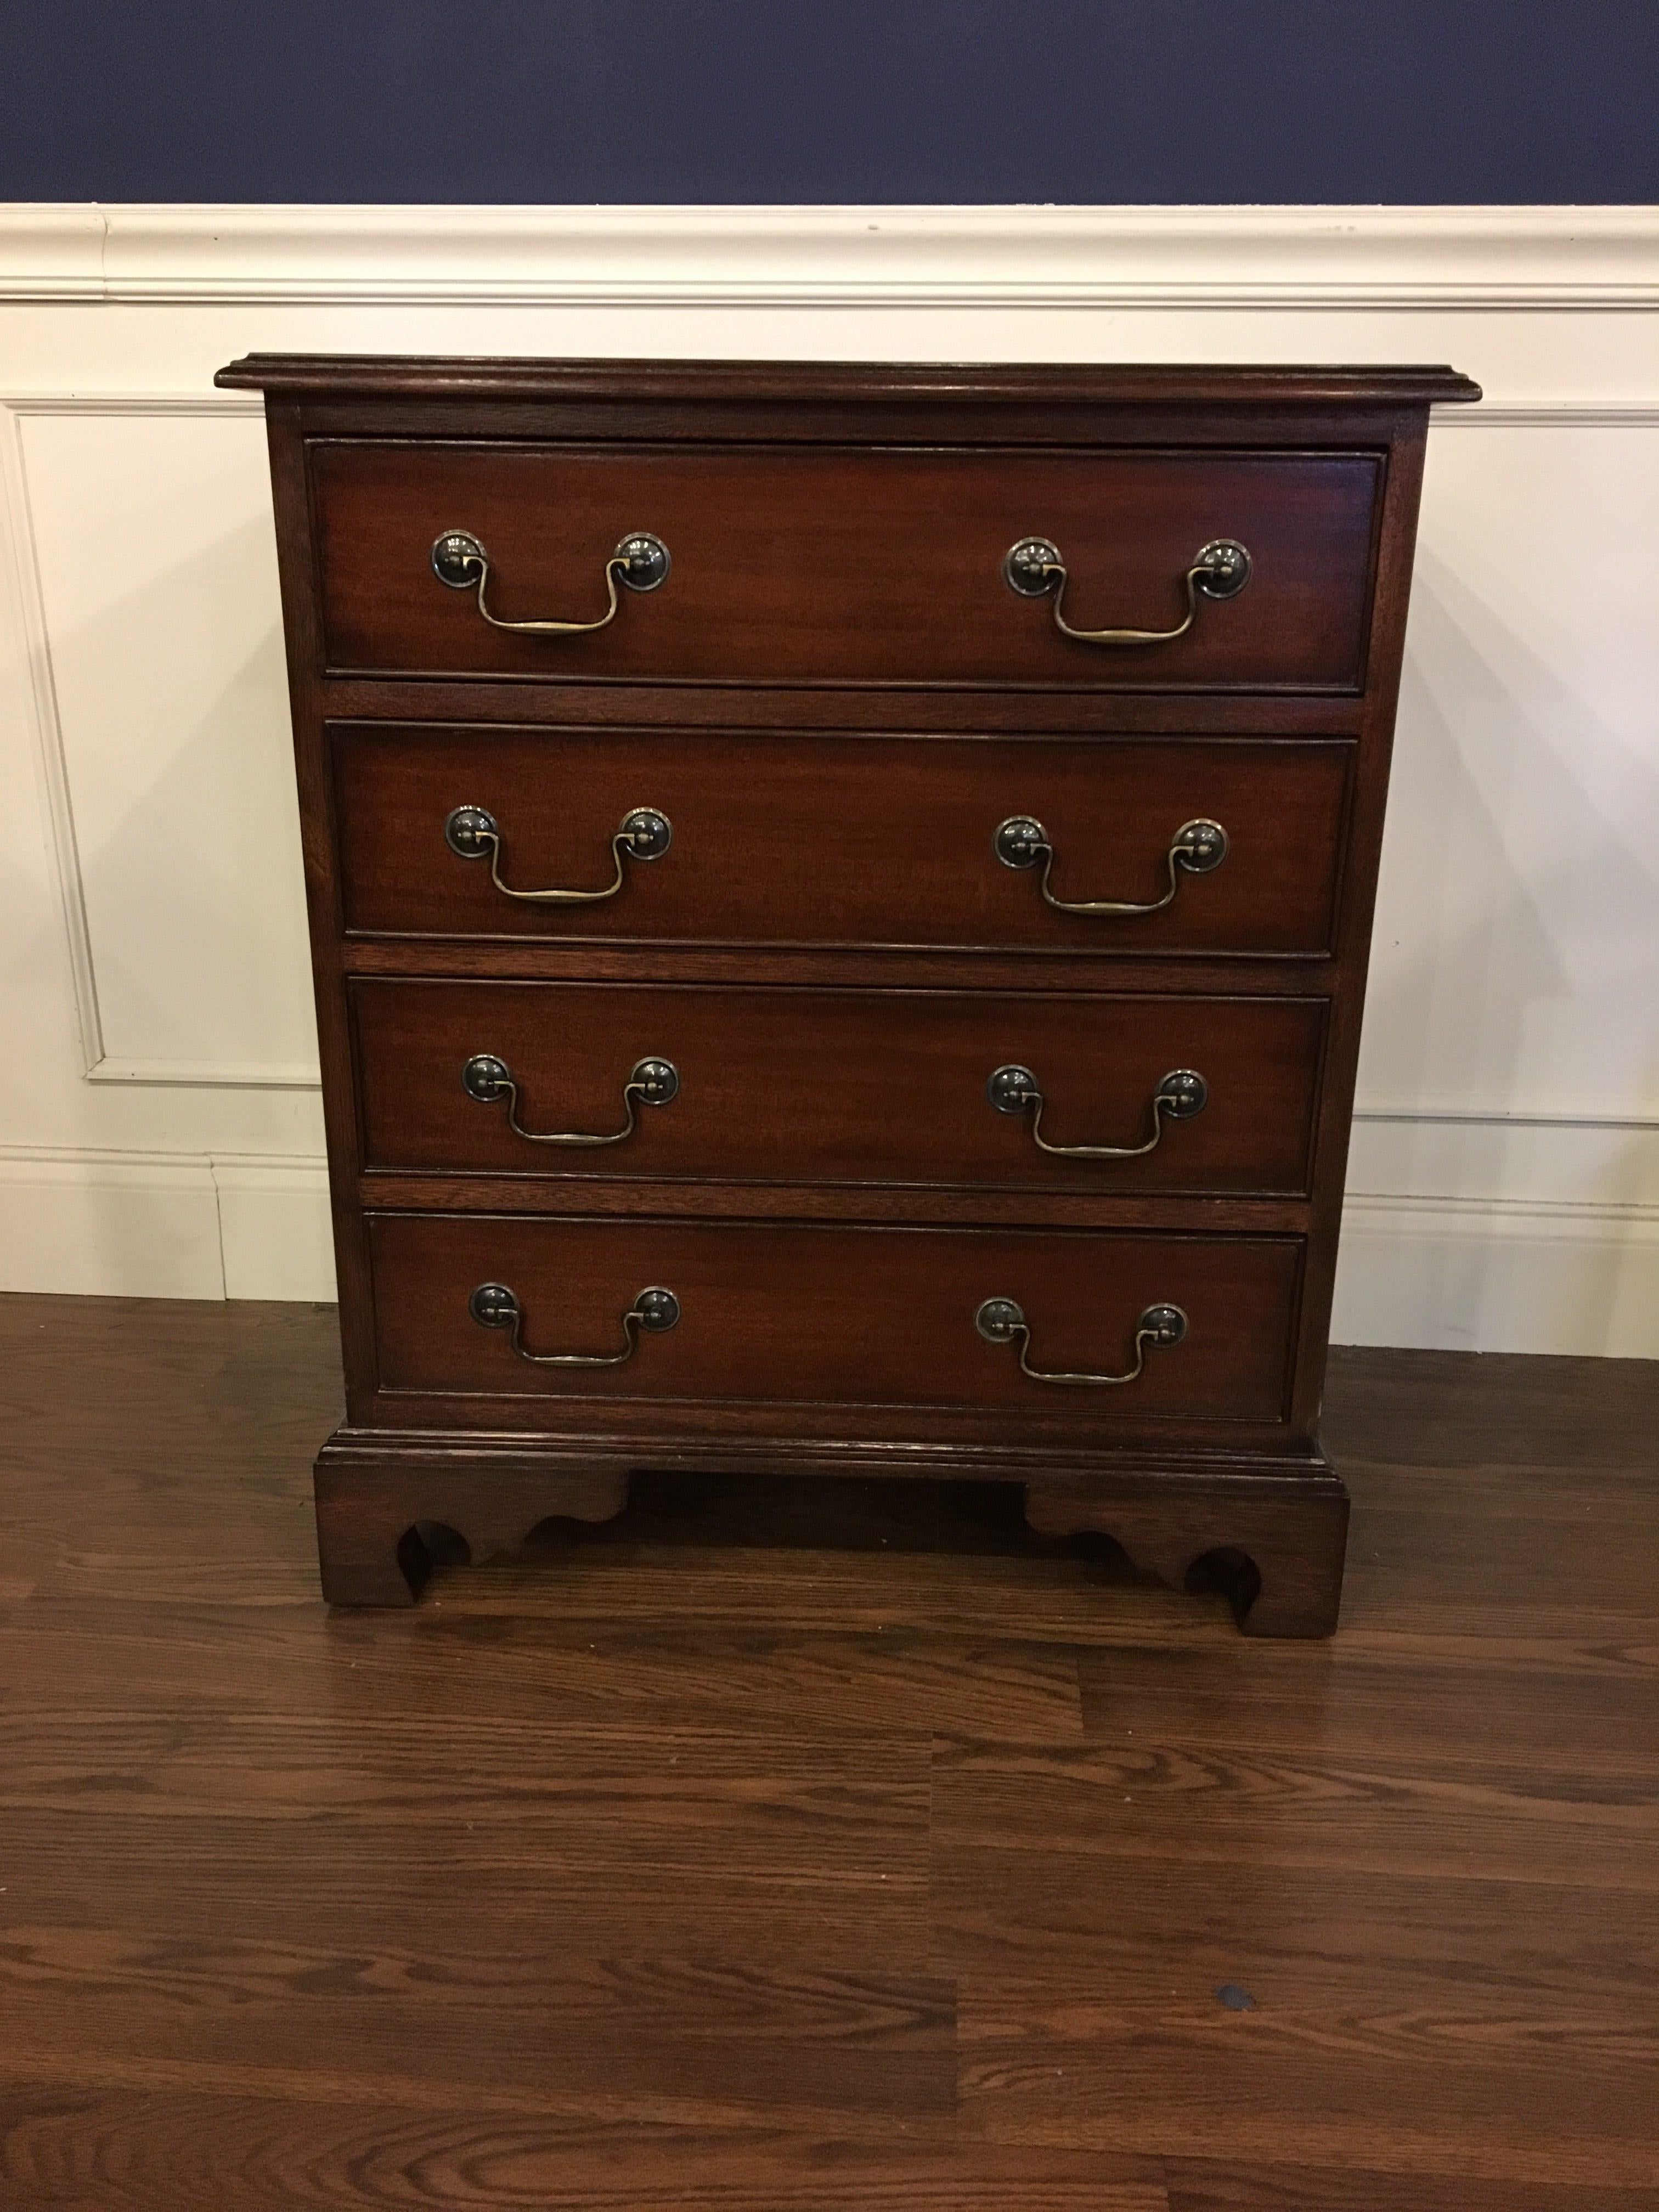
xmin=1 ymin=202 xmax=1655 ymax=1353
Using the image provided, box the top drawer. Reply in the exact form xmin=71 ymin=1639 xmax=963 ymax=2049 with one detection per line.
xmin=311 ymin=442 xmax=1381 ymax=693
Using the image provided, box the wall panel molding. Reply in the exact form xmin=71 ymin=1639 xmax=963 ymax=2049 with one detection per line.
xmin=2 ymin=391 xmax=265 ymax=416
xmin=1434 ymin=403 xmax=1659 ymax=429
xmin=0 ymin=398 xmax=104 ymax=1077
xmin=85 ymin=1057 xmax=319 ymax=1090
xmin=5 ymin=392 xmax=1656 ymax=433
xmin=1 ymin=198 xmax=1655 ymax=1340
xmin=1353 ymin=1104 xmax=1659 ymax=1130
xmin=6 ymin=393 xmax=273 ymax=1092
xmin=2 ymin=203 xmax=1657 ymax=309
xmin=4 ymin=391 xmax=313 ymax=1089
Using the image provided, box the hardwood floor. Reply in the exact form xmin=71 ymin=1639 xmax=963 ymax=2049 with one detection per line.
xmin=1 ymin=1293 xmax=1655 ymax=2209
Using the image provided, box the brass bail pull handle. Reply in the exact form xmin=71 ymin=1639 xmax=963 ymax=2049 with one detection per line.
xmin=975 ymin=1298 xmax=1187 ymax=1387
xmin=994 ymin=814 xmax=1227 ymax=918
xmin=987 ymin=1065 xmax=1207 ymax=1159
xmin=1003 ymin=535 xmax=1250 ymax=645
xmin=432 ymin=529 xmax=670 ymax=636
xmin=444 ymin=804 xmax=672 ymax=904
xmin=469 ymin=1282 xmax=680 ymax=1367
xmin=461 ymin=1055 xmax=680 ymax=1147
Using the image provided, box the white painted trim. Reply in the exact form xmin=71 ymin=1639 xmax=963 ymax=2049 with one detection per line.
xmin=0 ymin=204 xmax=105 ymax=297
xmin=0 ymin=1146 xmax=334 ymax=1302
xmin=1434 ymin=404 xmax=1659 ymax=428
xmin=1 ymin=391 xmax=266 ymax=416
xmin=1353 ymin=1105 xmax=1659 ymax=1130
xmin=3 ymin=391 xmax=1657 ymax=432
xmin=1330 ymin=1195 xmax=1659 ymax=1357
xmin=1 ymin=204 xmax=1656 ymax=309
xmin=0 ymin=1142 xmax=328 ymax=1180
xmin=85 ymin=1058 xmax=320 ymax=1090
xmin=0 ymin=1145 xmax=228 ymax=1297
xmin=1341 ymin=1191 xmax=1659 ymax=1239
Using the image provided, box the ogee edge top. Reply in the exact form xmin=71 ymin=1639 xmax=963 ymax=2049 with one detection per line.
xmin=215 ymin=354 xmax=1482 ymax=408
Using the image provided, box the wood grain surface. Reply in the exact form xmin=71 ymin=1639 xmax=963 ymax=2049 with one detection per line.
xmin=248 ymin=361 xmax=1453 ymax=1624
xmin=363 ymin=1211 xmax=1304 ymax=1424
xmin=1 ymin=1291 xmax=1653 ymax=2208
xmin=332 ymin=725 xmax=1355 ymax=956
xmin=311 ymin=441 xmax=1379 ymax=690
xmin=350 ymin=978 xmax=1327 ymax=1196
xmin=215 ymin=355 xmax=1483 ymax=410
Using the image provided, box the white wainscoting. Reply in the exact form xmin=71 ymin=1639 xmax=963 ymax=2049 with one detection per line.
xmin=1 ymin=204 xmax=1655 ymax=1352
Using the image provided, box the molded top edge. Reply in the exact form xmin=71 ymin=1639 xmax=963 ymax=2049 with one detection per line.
xmin=215 ymin=354 xmax=1481 ymax=406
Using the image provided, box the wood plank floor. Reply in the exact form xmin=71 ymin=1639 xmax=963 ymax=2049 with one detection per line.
xmin=1 ymin=1291 xmax=1656 ymax=2209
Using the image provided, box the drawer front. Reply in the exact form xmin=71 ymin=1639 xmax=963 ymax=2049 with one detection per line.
xmin=353 ymin=980 xmax=1325 ymax=1197
xmin=335 ymin=727 xmax=1351 ymax=957
xmin=313 ymin=442 xmax=1379 ymax=691
xmin=368 ymin=1213 xmax=1301 ymax=1424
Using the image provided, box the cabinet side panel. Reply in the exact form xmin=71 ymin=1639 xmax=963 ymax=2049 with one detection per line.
xmin=1289 ymin=411 xmax=1431 ymax=1434
xmin=266 ymin=398 xmax=376 ymax=1418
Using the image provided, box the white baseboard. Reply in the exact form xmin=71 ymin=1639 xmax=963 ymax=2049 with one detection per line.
xmin=0 ymin=1148 xmax=228 ymax=1299
xmin=2 ymin=1146 xmax=1654 ymax=1355
xmin=1330 ymin=1195 xmax=1659 ymax=1357
xmin=0 ymin=1147 xmax=334 ymax=1303
xmin=209 ymin=1154 xmax=337 ymax=1301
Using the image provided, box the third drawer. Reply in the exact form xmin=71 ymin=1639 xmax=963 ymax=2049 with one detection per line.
xmin=352 ymin=979 xmax=1327 ymax=1197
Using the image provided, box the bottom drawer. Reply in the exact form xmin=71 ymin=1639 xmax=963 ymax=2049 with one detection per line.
xmin=368 ymin=1213 xmax=1301 ymax=1425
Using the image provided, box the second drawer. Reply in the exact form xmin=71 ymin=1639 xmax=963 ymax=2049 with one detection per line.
xmin=334 ymin=727 xmax=1353 ymax=957
xmin=352 ymin=980 xmax=1326 ymax=1196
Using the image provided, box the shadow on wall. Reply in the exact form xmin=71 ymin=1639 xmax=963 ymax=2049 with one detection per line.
xmin=1378 ymin=541 xmax=1658 ymax=1129
xmin=1348 ymin=538 xmax=1659 ymax=1352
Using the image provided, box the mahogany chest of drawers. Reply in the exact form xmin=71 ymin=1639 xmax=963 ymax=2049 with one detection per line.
xmin=220 ymin=352 xmax=1479 ymax=1635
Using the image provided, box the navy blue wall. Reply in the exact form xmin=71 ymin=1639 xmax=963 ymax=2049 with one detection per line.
xmin=3 ymin=1 xmax=1655 ymax=205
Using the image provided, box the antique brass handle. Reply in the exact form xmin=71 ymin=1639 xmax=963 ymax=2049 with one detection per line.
xmin=432 ymin=528 xmax=670 ymax=635
xmin=1003 ymin=535 xmax=1250 ymax=645
xmin=994 ymin=814 xmax=1227 ymax=916
xmin=987 ymin=1065 xmax=1207 ymax=1158
xmin=444 ymin=804 xmax=672 ymax=904
xmin=469 ymin=1282 xmax=680 ymax=1367
xmin=975 ymin=1297 xmax=1187 ymax=1386
xmin=461 ymin=1054 xmax=679 ymax=1146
